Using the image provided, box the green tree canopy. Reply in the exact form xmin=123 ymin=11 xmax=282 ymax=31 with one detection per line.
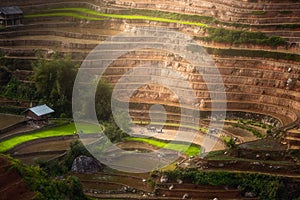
xmin=32 ymin=54 xmax=78 ymax=116
xmin=95 ymin=79 xmax=113 ymax=121
xmin=0 ymin=65 xmax=11 ymax=85
xmin=95 ymin=79 xmax=130 ymax=141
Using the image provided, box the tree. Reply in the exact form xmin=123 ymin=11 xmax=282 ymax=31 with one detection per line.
xmin=32 ymin=53 xmax=78 ymax=116
xmin=4 ymin=76 xmax=19 ymax=98
xmin=0 ymin=65 xmax=11 ymax=85
xmin=94 ymin=79 xmax=131 ymax=141
xmin=103 ymin=119 xmax=129 ymax=143
xmin=95 ymin=79 xmax=113 ymax=121
xmin=37 ymin=140 xmax=92 ymax=174
xmin=4 ymin=76 xmax=35 ymax=100
xmin=6 ymin=154 xmax=88 ymax=200
xmin=225 ymin=137 xmax=237 ymax=149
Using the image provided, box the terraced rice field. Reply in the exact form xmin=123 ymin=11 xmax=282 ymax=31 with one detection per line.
xmin=125 ymin=137 xmax=201 ymax=156
xmin=0 ymin=0 xmax=298 ymax=155
xmin=0 ymin=122 xmax=102 ymax=152
xmin=1 ymin=0 xmax=300 ymax=199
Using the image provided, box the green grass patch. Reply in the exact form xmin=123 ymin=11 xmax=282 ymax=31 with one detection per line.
xmin=60 ymin=7 xmax=248 ymax=29
xmin=278 ymin=10 xmax=292 ymax=15
xmin=238 ymin=119 xmax=272 ymax=129
xmin=123 ymin=9 xmax=216 ymax=25
xmin=75 ymin=122 xmax=104 ymax=133
xmin=26 ymin=7 xmax=288 ymax=47
xmin=28 ymin=7 xmax=207 ymax=27
xmin=0 ymin=123 xmax=76 ymax=152
xmin=206 ymin=151 xmax=294 ymax=165
xmin=231 ymin=123 xmax=263 ymax=138
xmin=25 ymin=12 xmax=103 ymax=21
xmin=133 ymin=120 xmax=208 ymax=133
xmin=53 ymin=7 xmax=207 ymax=27
xmin=0 ymin=122 xmax=102 ymax=152
xmin=198 ymin=27 xmax=287 ymax=47
xmin=205 ymin=47 xmax=300 ymax=62
xmin=251 ymin=11 xmax=266 ymax=15
xmin=273 ymin=23 xmax=300 ymax=29
xmin=125 ymin=137 xmax=201 ymax=156
xmin=220 ymin=135 xmax=231 ymax=143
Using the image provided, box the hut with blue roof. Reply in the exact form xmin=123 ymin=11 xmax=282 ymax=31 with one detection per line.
xmin=25 ymin=104 xmax=54 ymax=121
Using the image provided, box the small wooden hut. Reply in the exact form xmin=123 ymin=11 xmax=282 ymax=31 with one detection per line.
xmin=25 ymin=104 xmax=54 ymax=121
xmin=0 ymin=6 xmax=23 ymax=27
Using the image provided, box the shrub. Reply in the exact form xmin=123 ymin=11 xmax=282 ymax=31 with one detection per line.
xmin=62 ymin=140 xmax=92 ymax=170
xmin=165 ymin=169 xmax=283 ymax=199
xmin=224 ymin=137 xmax=237 ymax=149
xmin=251 ymin=11 xmax=266 ymax=15
xmin=36 ymin=159 xmax=67 ymax=177
xmin=205 ymin=47 xmax=300 ymax=62
xmin=6 ymin=155 xmax=88 ymax=200
xmin=199 ymin=27 xmax=286 ymax=47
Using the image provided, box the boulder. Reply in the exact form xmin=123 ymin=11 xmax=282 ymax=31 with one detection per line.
xmin=160 ymin=175 xmax=168 ymax=183
xmin=245 ymin=192 xmax=257 ymax=198
xmin=71 ymin=155 xmax=102 ymax=173
xmin=218 ymin=163 xmax=225 ymax=167
xmin=177 ymin=179 xmax=183 ymax=184
xmin=182 ymin=193 xmax=189 ymax=199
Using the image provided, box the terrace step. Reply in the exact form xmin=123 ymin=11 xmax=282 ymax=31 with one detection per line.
xmin=0 ymin=170 xmax=22 ymax=191
xmin=285 ymin=129 xmax=300 ymax=149
xmin=113 ymin=0 xmax=300 ymax=25
xmin=0 ymin=155 xmax=35 ymax=200
xmin=156 ymin=183 xmax=241 ymax=199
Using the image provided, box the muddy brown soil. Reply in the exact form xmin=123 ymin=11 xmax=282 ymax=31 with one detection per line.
xmin=0 ymin=155 xmax=36 ymax=200
xmin=0 ymin=114 xmax=25 ymax=130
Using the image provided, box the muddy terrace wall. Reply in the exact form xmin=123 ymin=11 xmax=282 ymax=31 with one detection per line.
xmin=1 ymin=0 xmax=299 ymax=27
xmin=113 ymin=0 xmax=300 ymax=24
xmin=0 ymin=0 xmax=299 ymax=130
xmin=0 ymin=30 xmax=107 ymax=41
xmin=0 ymin=120 xmax=27 ymax=134
xmin=103 ymin=49 xmax=300 ymax=125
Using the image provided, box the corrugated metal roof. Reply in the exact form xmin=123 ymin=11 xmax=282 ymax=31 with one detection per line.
xmin=29 ymin=104 xmax=54 ymax=116
xmin=0 ymin=6 xmax=23 ymax=15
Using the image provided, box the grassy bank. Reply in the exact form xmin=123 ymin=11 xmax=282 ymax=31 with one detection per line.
xmin=126 ymin=137 xmax=201 ymax=156
xmin=133 ymin=120 xmax=208 ymax=133
xmin=26 ymin=7 xmax=207 ymax=27
xmin=25 ymin=7 xmax=288 ymax=48
xmin=0 ymin=122 xmax=102 ymax=152
xmin=25 ymin=12 xmax=103 ymax=21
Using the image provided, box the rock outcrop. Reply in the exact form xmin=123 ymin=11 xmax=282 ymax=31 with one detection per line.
xmin=71 ymin=155 xmax=102 ymax=173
